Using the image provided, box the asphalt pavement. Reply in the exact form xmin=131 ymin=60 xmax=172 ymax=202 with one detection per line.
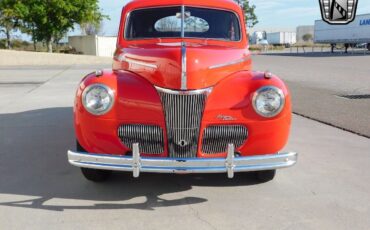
xmin=0 ymin=57 xmax=369 ymax=229
xmin=253 ymin=53 xmax=370 ymax=137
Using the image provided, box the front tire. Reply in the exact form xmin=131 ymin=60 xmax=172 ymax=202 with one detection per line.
xmin=77 ymin=140 xmax=112 ymax=182
xmin=255 ymin=170 xmax=276 ymax=183
xmin=81 ymin=168 xmax=112 ymax=182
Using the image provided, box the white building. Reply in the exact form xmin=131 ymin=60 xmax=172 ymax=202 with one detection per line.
xmin=68 ymin=35 xmax=117 ymax=57
xmin=296 ymin=26 xmax=314 ymax=43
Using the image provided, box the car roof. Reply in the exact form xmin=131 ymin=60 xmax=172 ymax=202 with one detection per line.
xmin=124 ymin=0 xmax=241 ymax=13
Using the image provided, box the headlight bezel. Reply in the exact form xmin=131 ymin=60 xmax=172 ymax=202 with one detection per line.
xmin=82 ymin=83 xmax=115 ymax=116
xmin=252 ymin=86 xmax=285 ymax=118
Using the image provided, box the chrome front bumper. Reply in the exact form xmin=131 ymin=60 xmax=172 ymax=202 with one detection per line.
xmin=67 ymin=144 xmax=297 ymax=179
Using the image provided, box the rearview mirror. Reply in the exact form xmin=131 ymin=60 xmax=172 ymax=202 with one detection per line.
xmin=176 ymin=11 xmax=191 ymax=19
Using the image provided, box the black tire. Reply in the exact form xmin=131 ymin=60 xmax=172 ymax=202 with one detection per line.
xmin=255 ymin=170 xmax=276 ymax=183
xmin=77 ymin=140 xmax=112 ymax=182
xmin=81 ymin=168 xmax=112 ymax=182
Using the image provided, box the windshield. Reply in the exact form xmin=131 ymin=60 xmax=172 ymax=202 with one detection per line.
xmin=125 ymin=6 xmax=241 ymax=41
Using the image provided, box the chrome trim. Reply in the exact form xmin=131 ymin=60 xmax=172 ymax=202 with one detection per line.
xmin=67 ymin=146 xmax=298 ymax=179
xmin=202 ymin=125 xmax=248 ymax=154
xmin=157 ymin=87 xmax=209 ymax=158
xmin=181 ymin=42 xmax=187 ymax=90
xmin=82 ymin=84 xmax=115 ymax=116
xmin=252 ymin=86 xmax=286 ymax=118
xmin=118 ymin=124 xmax=164 ymax=154
xmin=216 ymin=115 xmax=237 ymax=121
xmin=155 ymin=86 xmax=212 ymax=95
xmin=124 ymin=57 xmax=158 ymax=69
xmin=209 ymin=56 xmax=250 ymax=69
xmin=226 ymin=144 xmax=235 ymax=178
xmin=95 ymin=70 xmax=103 ymax=77
xmin=132 ymin=143 xmax=141 ymax=178
xmin=264 ymin=71 xmax=272 ymax=79
xmin=181 ymin=5 xmax=185 ymax=38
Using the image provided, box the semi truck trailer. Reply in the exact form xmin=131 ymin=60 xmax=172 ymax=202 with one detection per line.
xmin=266 ymin=32 xmax=296 ymax=47
xmin=314 ymin=13 xmax=370 ymax=51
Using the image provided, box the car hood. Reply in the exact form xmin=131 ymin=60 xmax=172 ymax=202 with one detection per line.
xmin=113 ymin=42 xmax=252 ymax=90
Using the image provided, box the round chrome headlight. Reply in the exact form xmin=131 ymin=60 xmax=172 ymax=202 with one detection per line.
xmin=82 ymin=84 xmax=114 ymax=115
xmin=252 ymin=86 xmax=285 ymax=118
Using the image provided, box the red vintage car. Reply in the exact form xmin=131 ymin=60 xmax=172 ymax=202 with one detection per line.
xmin=67 ymin=0 xmax=297 ymax=182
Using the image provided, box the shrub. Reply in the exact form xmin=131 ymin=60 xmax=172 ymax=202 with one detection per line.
xmin=0 ymin=39 xmax=5 ymax=48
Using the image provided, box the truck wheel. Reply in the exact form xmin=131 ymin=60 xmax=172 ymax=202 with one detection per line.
xmin=255 ymin=170 xmax=276 ymax=182
xmin=77 ymin=140 xmax=112 ymax=182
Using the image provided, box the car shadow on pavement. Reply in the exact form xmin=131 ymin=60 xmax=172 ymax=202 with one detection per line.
xmin=0 ymin=107 xmax=262 ymax=212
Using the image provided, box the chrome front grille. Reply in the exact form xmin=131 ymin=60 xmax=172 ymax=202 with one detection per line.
xmin=202 ymin=125 xmax=248 ymax=154
xmin=118 ymin=124 xmax=164 ymax=154
xmin=157 ymin=87 xmax=211 ymax=158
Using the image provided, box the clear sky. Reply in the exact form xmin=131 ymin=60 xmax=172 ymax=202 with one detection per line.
xmin=98 ymin=0 xmax=370 ymax=36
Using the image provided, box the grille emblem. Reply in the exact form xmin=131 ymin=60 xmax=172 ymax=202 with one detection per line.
xmin=319 ymin=0 xmax=358 ymax=24
xmin=178 ymin=140 xmax=189 ymax=147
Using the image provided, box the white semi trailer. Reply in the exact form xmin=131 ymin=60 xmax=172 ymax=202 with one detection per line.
xmin=314 ymin=13 xmax=370 ymax=51
xmin=250 ymin=31 xmax=267 ymax=45
xmin=266 ymin=32 xmax=296 ymax=47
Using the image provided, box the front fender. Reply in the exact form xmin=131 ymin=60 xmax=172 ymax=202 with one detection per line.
xmin=74 ymin=70 xmax=167 ymax=156
xmin=200 ymin=71 xmax=292 ymax=157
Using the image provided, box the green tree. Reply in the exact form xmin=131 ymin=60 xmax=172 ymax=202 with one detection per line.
xmin=302 ymin=33 xmax=313 ymax=42
xmin=21 ymin=0 xmax=107 ymax=52
xmin=234 ymin=0 xmax=258 ymax=28
xmin=80 ymin=21 xmax=105 ymax=36
xmin=0 ymin=0 xmax=27 ymax=49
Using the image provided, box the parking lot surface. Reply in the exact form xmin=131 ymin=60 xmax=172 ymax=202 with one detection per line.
xmin=254 ymin=53 xmax=370 ymax=138
xmin=0 ymin=56 xmax=369 ymax=229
